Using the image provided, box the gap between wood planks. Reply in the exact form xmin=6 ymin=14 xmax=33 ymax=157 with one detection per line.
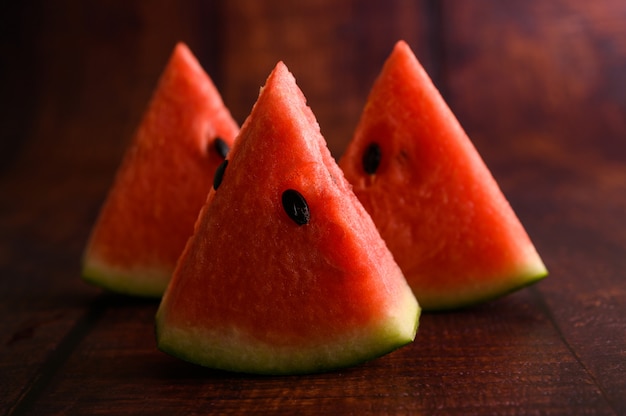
xmin=7 ymin=295 xmax=109 ymax=416
xmin=530 ymin=286 xmax=619 ymax=415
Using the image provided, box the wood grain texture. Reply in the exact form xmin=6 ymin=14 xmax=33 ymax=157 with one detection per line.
xmin=1 ymin=0 xmax=625 ymax=415
xmin=443 ymin=2 xmax=626 ymax=412
xmin=22 ymin=292 xmax=614 ymax=415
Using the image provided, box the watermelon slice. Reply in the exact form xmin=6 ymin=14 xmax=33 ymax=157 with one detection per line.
xmin=82 ymin=43 xmax=239 ymax=297
xmin=155 ymin=62 xmax=419 ymax=375
xmin=339 ymin=41 xmax=547 ymax=310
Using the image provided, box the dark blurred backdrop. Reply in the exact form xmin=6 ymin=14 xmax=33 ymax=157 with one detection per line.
xmin=2 ymin=1 xmax=625 ymax=175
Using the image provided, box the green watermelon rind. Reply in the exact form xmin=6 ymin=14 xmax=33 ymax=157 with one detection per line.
xmin=155 ymin=288 xmax=420 ymax=375
xmin=420 ymin=260 xmax=548 ymax=311
xmin=82 ymin=258 xmax=168 ymax=298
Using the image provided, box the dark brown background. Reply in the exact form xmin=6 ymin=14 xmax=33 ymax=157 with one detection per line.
xmin=1 ymin=1 xmax=625 ymax=415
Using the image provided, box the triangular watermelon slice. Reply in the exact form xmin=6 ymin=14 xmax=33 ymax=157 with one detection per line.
xmin=155 ymin=62 xmax=419 ymax=375
xmin=339 ymin=41 xmax=548 ymax=310
xmin=82 ymin=43 xmax=239 ymax=297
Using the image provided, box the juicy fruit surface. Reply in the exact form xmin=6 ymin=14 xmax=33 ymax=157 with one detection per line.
xmin=339 ymin=41 xmax=547 ymax=310
xmin=156 ymin=62 xmax=419 ymax=375
xmin=82 ymin=43 xmax=239 ymax=297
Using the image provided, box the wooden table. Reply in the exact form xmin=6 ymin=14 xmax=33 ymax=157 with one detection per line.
xmin=2 ymin=1 xmax=625 ymax=414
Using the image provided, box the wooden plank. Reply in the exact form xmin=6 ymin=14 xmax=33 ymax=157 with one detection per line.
xmin=443 ymin=0 xmax=626 ymax=413
xmin=22 ymin=291 xmax=612 ymax=415
xmin=0 ymin=168 xmax=103 ymax=415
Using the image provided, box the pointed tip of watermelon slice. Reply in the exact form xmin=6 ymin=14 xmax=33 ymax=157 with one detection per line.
xmin=156 ymin=60 xmax=420 ymax=375
xmin=256 ymin=60 xmax=314 ymax=120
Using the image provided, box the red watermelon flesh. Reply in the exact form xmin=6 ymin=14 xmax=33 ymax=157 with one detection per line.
xmin=339 ymin=41 xmax=547 ymax=310
xmin=155 ymin=62 xmax=419 ymax=375
xmin=82 ymin=43 xmax=239 ymax=297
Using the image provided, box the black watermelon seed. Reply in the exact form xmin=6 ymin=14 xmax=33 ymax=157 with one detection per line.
xmin=362 ymin=142 xmax=382 ymax=174
xmin=282 ymin=189 xmax=310 ymax=226
xmin=213 ymin=137 xmax=230 ymax=159
xmin=213 ymin=160 xmax=228 ymax=190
